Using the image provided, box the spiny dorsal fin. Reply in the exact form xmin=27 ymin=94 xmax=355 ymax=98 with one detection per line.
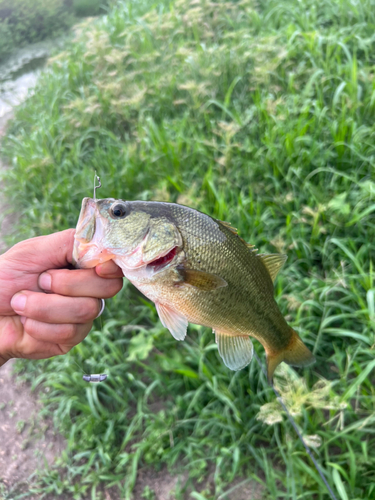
xmin=257 ymin=253 xmax=287 ymax=283
xmin=217 ymin=220 xmax=257 ymax=250
xmin=218 ymin=220 xmax=238 ymax=235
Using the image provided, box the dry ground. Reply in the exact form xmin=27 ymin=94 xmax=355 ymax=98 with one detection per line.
xmin=0 ymin=109 xmax=68 ymax=499
xmin=0 ymin=360 xmax=66 ymax=499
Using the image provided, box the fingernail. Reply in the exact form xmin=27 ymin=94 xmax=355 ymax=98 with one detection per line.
xmin=11 ymin=294 xmax=27 ymax=313
xmin=39 ymin=272 xmax=52 ymax=291
xmin=20 ymin=316 xmax=26 ymax=325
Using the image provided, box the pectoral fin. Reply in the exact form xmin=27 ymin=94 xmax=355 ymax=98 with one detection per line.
xmin=156 ymin=303 xmax=188 ymax=341
xmin=177 ymin=266 xmax=227 ymax=291
xmin=214 ymin=330 xmax=254 ymax=371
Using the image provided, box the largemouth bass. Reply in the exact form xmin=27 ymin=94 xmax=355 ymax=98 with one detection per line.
xmin=73 ymin=198 xmax=315 ymax=381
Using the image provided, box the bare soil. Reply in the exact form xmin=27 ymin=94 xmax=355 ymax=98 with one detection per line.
xmin=0 ymin=360 xmax=66 ymax=499
xmin=1 ymin=110 xmax=67 ymax=500
xmin=0 ymin=108 xmax=68 ymax=500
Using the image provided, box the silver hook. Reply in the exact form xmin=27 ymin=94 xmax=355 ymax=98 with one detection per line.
xmin=93 ymin=170 xmax=101 ymax=200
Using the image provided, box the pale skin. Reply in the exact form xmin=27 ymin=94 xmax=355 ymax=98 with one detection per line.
xmin=0 ymin=229 xmax=123 ymax=367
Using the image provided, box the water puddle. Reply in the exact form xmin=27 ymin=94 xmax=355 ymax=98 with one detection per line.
xmin=0 ymin=38 xmax=64 ymax=120
xmin=0 ymin=38 xmax=65 ymax=250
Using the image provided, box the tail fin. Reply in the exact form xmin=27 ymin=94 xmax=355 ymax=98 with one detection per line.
xmin=266 ymin=329 xmax=315 ymax=384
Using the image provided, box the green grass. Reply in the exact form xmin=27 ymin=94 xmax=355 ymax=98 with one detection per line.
xmin=1 ymin=0 xmax=375 ymax=498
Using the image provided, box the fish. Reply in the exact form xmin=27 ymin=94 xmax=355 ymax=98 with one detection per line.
xmin=73 ymin=197 xmax=315 ymax=382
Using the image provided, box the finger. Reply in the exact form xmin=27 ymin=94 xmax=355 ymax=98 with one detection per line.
xmin=11 ymin=291 xmax=102 ymax=324
xmin=6 ymin=229 xmax=76 ymax=270
xmin=96 ymin=260 xmax=124 ymax=278
xmin=38 ymin=268 xmax=123 ymax=298
xmin=22 ymin=317 xmax=92 ymax=350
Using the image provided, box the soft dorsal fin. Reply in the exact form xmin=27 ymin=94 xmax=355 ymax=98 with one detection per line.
xmin=257 ymin=253 xmax=287 ymax=282
xmin=217 ymin=220 xmax=238 ymax=235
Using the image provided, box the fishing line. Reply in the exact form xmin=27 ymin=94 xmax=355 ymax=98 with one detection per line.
xmin=83 ymin=172 xmax=336 ymax=493
xmin=253 ymin=352 xmax=339 ymax=500
xmin=71 ymin=352 xmax=108 ymax=383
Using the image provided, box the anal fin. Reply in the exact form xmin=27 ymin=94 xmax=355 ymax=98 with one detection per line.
xmin=156 ymin=303 xmax=188 ymax=341
xmin=214 ymin=330 xmax=254 ymax=371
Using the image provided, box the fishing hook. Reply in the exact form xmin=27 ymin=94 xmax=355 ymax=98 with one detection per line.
xmin=93 ymin=170 xmax=101 ymax=200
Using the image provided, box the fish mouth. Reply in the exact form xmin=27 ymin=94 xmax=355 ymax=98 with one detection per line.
xmin=73 ymin=198 xmax=115 ymax=268
xmin=146 ymin=246 xmax=178 ymax=274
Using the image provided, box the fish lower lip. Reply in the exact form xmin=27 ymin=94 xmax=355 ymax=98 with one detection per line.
xmin=147 ymin=246 xmax=178 ymax=273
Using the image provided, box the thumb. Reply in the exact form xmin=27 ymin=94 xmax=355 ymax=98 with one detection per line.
xmin=96 ymin=261 xmax=124 ymax=278
xmin=3 ymin=229 xmax=76 ymax=272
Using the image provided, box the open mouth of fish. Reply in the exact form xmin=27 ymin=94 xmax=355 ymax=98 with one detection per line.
xmin=73 ymin=197 xmax=182 ymax=272
xmin=146 ymin=246 xmax=178 ymax=274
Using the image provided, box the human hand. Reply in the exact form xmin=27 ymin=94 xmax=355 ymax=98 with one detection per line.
xmin=0 ymin=229 xmax=123 ymax=366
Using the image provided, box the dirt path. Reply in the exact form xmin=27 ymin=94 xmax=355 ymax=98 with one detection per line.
xmin=0 ymin=361 xmax=66 ymax=498
xmin=0 ymin=84 xmax=195 ymax=500
xmin=0 ymin=108 xmax=68 ymax=499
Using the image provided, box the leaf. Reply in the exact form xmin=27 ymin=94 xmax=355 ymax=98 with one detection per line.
xmin=343 ymin=359 xmax=375 ymax=400
xmin=174 ymin=368 xmax=199 ymax=379
xmin=328 ymin=192 xmax=351 ymax=216
xmin=332 ymin=468 xmax=349 ymax=500
xmin=127 ymin=332 xmax=154 ymax=362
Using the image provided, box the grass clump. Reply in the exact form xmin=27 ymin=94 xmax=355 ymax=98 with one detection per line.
xmin=1 ymin=0 xmax=375 ymax=498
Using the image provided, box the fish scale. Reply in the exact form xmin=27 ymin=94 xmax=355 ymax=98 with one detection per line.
xmin=73 ymin=198 xmax=315 ymax=381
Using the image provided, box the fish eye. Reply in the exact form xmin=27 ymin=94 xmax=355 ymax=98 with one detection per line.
xmin=110 ymin=202 xmax=128 ymax=219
